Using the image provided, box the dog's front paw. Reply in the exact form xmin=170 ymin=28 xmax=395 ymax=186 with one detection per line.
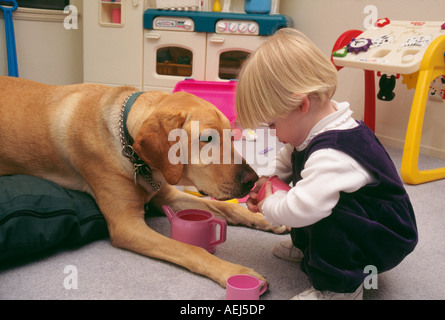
xmin=250 ymin=212 xmax=290 ymax=234
xmin=267 ymin=224 xmax=291 ymax=234
xmin=255 ymin=223 xmax=290 ymax=234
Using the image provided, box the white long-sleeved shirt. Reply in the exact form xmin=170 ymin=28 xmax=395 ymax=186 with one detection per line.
xmin=262 ymin=101 xmax=376 ymax=228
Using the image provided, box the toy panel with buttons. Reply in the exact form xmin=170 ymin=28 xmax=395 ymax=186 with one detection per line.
xmin=153 ymin=16 xmax=195 ymax=31
xmin=333 ymin=20 xmax=445 ymax=74
xmin=215 ymin=20 xmax=259 ymax=36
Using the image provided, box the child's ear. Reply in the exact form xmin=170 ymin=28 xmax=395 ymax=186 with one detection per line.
xmin=300 ymin=95 xmax=310 ymax=114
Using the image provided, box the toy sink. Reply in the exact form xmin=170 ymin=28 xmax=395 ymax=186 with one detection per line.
xmin=173 ymin=79 xmax=237 ymax=126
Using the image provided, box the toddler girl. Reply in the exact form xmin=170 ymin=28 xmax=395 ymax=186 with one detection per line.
xmin=236 ymin=28 xmax=418 ymax=300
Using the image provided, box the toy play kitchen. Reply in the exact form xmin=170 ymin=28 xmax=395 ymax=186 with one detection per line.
xmin=332 ymin=19 xmax=445 ymax=185
xmin=143 ymin=1 xmax=292 ymax=92
xmin=83 ymin=1 xmax=293 ymax=92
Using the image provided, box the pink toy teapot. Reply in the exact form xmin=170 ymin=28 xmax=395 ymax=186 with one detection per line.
xmin=162 ymin=205 xmax=227 ymax=253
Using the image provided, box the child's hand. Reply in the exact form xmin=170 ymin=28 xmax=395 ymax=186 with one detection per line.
xmin=257 ymin=181 xmax=273 ymax=213
xmin=246 ymin=176 xmax=270 ymax=212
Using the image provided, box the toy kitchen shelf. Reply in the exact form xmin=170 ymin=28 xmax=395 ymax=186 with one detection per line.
xmin=332 ymin=20 xmax=445 ymax=185
xmin=100 ymin=0 xmax=125 ymax=27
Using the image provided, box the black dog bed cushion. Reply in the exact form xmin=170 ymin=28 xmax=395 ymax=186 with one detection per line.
xmin=0 ymin=175 xmax=108 ymax=262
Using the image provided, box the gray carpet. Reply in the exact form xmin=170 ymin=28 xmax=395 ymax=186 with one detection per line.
xmin=0 ymin=145 xmax=444 ymax=300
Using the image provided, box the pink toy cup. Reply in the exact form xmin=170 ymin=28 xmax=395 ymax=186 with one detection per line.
xmin=256 ymin=175 xmax=291 ymax=202
xmin=162 ymin=205 xmax=227 ymax=253
xmin=226 ymin=275 xmax=267 ymax=300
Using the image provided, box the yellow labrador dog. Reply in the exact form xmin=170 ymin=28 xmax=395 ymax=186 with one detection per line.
xmin=0 ymin=76 xmax=285 ymax=287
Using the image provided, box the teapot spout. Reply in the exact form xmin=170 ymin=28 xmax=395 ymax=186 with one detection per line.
xmin=162 ymin=205 xmax=176 ymax=223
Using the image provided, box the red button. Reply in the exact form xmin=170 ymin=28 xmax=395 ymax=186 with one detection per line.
xmin=376 ymin=18 xmax=390 ymax=28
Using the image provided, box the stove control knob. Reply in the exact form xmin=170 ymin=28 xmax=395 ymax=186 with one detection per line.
xmin=248 ymin=23 xmax=258 ymax=34
xmin=183 ymin=20 xmax=193 ymax=30
xmin=238 ymin=23 xmax=247 ymax=33
xmin=229 ymin=23 xmax=238 ymax=33
xmin=216 ymin=21 xmax=227 ymax=33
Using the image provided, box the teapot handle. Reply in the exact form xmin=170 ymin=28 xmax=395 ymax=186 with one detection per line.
xmin=162 ymin=205 xmax=175 ymax=223
xmin=210 ymin=217 xmax=227 ymax=246
xmin=259 ymin=280 xmax=268 ymax=296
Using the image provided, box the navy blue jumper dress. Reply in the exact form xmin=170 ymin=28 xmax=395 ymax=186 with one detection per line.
xmin=290 ymin=122 xmax=418 ymax=293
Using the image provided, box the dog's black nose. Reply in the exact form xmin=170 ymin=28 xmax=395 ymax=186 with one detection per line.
xmin=240 ymin=167 xmax=258 ymax=186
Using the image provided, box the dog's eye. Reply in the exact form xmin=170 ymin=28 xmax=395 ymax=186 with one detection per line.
xmin=200 ymin=135 xmax=213 ymax=143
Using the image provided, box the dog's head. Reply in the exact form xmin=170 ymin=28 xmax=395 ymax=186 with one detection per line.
xmin=132 ymin=91 xmax=258 ymax=200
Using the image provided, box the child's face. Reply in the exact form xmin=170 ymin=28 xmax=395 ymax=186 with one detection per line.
xmin=267 ymin=107 xmax=312 ymax=147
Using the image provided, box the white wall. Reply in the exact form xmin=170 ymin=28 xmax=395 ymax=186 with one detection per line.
xmin=281 ymin=0 xmax=445 ymax=158
xmin=0 ymin=0 xmax=83 ymax=84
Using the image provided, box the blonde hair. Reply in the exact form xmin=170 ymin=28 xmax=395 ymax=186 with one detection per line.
xmin=236 ymin=28 xmax=338 ymax=129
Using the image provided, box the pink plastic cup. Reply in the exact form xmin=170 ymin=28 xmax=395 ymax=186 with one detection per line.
xmin=256 ymin=175 xmax=291 ymax=202
xmin=163 ymin=206 xmax=227 ymax=253
xmin=226 ymin=274 xmax=267 ymax=300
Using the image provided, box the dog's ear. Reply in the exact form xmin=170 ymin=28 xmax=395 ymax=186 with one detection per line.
xmin=133 ymin=111 xmax=186 ymax=185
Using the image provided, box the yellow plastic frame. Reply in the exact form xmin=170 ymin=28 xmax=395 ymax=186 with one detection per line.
xmin=401 ymin=35 xmax=445 ymax=184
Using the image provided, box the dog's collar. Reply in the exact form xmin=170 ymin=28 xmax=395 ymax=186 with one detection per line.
xmin=119 ymin=92 xmax=162 ymax=192
xmin=122 ymin=91 xmax=144 ymax=145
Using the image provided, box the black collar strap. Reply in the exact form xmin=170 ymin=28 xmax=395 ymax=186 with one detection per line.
xmin=123 ymin=91 xmax=144 ymax=145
